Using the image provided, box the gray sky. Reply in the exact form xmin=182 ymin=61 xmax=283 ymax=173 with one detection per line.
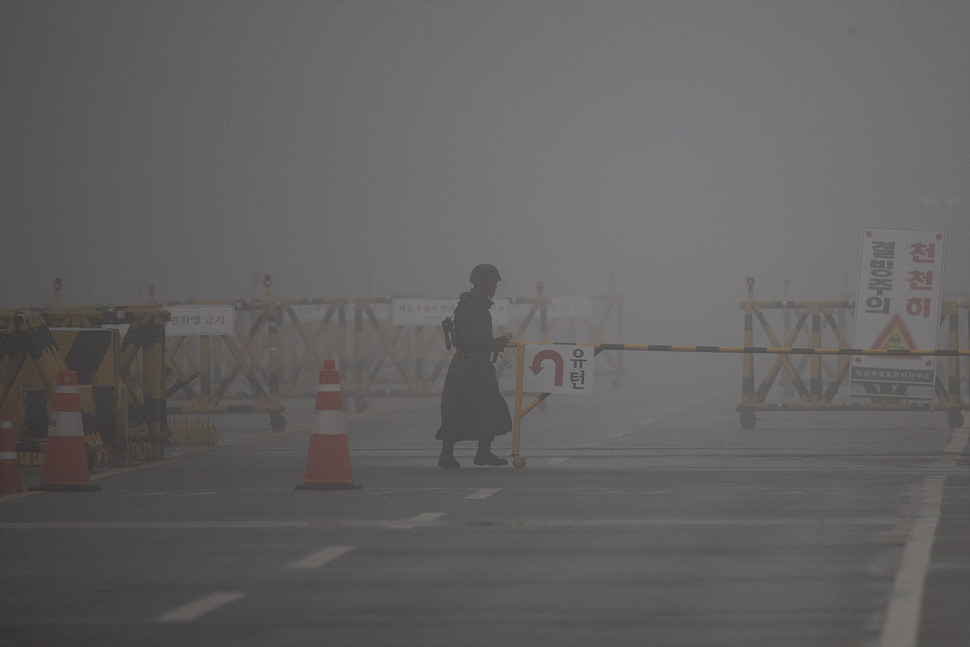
xmin=1 ymin=1 xmax=967 ymax=345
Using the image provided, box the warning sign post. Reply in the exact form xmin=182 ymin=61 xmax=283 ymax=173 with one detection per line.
xmin=522 ymin=343 xmax=594 ymax=394
xmin=849 ymin=228 xmax=946 ymax=403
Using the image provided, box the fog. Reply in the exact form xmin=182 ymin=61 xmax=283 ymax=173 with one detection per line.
xmin=2 ymin=1 xmax=967 ymax=358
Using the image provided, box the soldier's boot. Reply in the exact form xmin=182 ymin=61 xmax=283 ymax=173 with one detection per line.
xmin=474 ymin=438 xmax=508 ymax=466
xmin=439 ymin=441 xmax=460 ymax=469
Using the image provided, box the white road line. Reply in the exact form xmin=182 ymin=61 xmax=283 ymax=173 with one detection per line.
xmin=0 ymin=519 xmax=420 ymax=530
xmin=544 ymin=457 xmax=571 ymax=466
xmin=386 ymin=512 xmax=444 ymax=529
xmin=511 ymin=517 xmax=895 ymax=527
xmin=465 ymin=488 xmax=501 ymax=500
xmin=0 ymin=521 xmax=363 ymax=530
xmin=606 ymin=429 xmax=633 ymax=438
xmin=0 ymin=515 xmax=893 ymax=530
xmin=288 ymin=545 xmax=353 ymax=569
xmin=157 ymin=592 xmax=246 ymax=623
xmin=878 ymin=426 xmax=969 ymax=647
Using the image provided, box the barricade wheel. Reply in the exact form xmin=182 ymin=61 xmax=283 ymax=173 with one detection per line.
xmin=270 ymin=413 xmax=287 ymax=432
xmin=513 ymin=455 xmax=526 ymax=469
xmin=947 ymin=411 xmax=964 ymax=430
xmin=740 ymin=411 xmax=756 ymax=429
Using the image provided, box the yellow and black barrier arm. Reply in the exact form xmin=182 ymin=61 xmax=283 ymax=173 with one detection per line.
xmin=592 ymin=343 xmax=970 ymax=357
xmin=508 ymin=340 xmax=970 ymax=469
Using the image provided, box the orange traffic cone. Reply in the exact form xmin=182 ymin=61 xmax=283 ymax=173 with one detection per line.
xmin=295 ymin=360 xmax=360 ymax=490
xmin=29 ymin=371 xmax=101 ymax=491
xmin=0 ymin=410 xmax=22 ymax=494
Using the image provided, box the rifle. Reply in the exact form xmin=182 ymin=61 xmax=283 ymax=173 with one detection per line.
xmin=442 ymin=315 xmax=500 ymax=363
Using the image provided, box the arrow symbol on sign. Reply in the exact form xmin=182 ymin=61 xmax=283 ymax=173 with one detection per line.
xmin=529 ymin=349 xmax=564 ymax=386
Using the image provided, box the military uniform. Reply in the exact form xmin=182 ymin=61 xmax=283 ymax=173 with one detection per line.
xmin=436 ymin=264 xmax=511 ymax=467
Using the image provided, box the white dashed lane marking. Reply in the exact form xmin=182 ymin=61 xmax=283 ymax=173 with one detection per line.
xmin=385 ymin=512 xmax=444 ymax=529
xmin=465 ymin=488 xmax=501 ymax=500
xmin=0 ymin=512 xmax=445 ymax=531
xmin=157 ymin=592 xmax=246 ymax=623
xmin=288 ymin=545 xmax=354 ymax=569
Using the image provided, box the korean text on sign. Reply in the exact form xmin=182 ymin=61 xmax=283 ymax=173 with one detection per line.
xmin=165 ymin=306 xmax=236 ymax=336
xmin=849 ymin=228 xmax=946 ymax=402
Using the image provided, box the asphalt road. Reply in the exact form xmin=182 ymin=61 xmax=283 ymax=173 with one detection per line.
xmin=1 ymin=389 xmax=967 ymax=647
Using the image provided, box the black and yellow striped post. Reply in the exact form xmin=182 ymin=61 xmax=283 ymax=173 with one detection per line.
xmin=944 ymin=301 xmax=961 ymax=409
xmin=742 ymin=303 xmax=754 ymax=412
xmin=810 ymin=303 xmax=822 ymax=403
xmin=820 ymin=305 xmax=852 ymax=403
xmin=592 ymin=343 xmax=970 ymax=357
xmin=612 ymin=275 xmax=625 ymax=386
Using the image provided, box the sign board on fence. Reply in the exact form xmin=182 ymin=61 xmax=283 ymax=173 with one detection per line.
xmin=522 ymin=344 xmax=594 ymax=394
xmin=292 ymin=302 xmax=392 ymax=322
xmin=848 ymin=228 xmax=946 ymax=403
xmin=391 ymin=298 xmax=509 ymax=328
xmin=165 ymin=305 xmax=236 ymax=336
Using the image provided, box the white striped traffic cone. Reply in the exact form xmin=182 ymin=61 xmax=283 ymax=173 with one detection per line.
xmin=30 ymin=371 xmax=101 ymax=491
xmin=0 ymin=410 xmax=22 ymax=494
xmin=295 ymin=360 xmax=360 ymax=490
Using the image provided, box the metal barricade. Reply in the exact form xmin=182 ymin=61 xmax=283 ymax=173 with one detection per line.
xmin=0 ymin=306 xmax=169 ymax=461
xmin=738 ymin=299 xmax=965 ymax=428
xmin=164 ymin=300 xmax=286 ymax=429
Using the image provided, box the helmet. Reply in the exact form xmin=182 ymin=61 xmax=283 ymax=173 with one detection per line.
xmin=469 ymin=263 xmax=501 ymax=286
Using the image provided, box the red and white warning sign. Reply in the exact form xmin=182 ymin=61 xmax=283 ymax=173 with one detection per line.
xmin=522 ymin=344 xmax=594 ymax=394
xmin=848 ymin=228 xmax=946 ymax=403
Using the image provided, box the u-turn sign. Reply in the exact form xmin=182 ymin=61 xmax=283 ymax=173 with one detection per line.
xmin=522 ymin=344 xmax=594 ymax=394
